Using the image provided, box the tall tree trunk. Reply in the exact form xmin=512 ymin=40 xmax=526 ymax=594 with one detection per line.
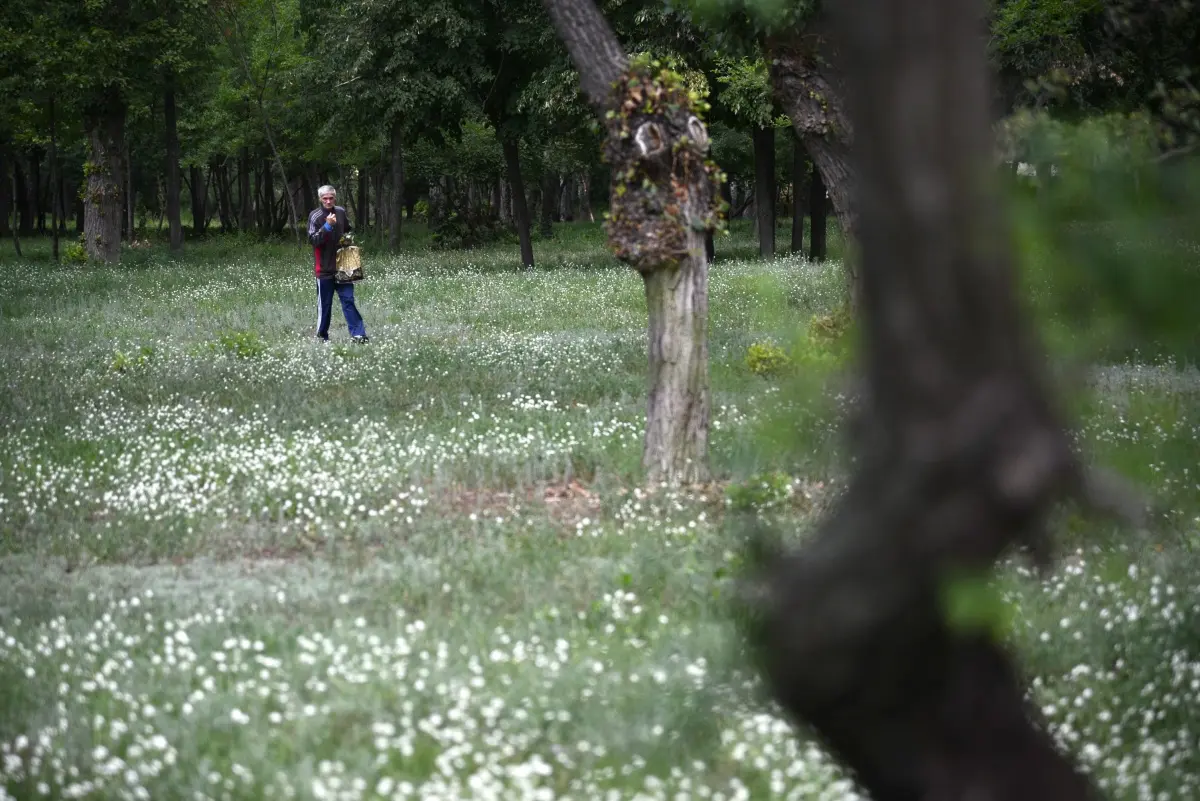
xmin=538 ymin=172 xmax=556 ymax=237
xmin=189 ymin=165 xmax=206 ymax=236
xmin=358 ymin=167 xmax=369 ymax=232
xmin=389 ymin=121 xmax=404 ymax=249
xmin=83 ymin=95 xmax=126 ymax=263
xmin=164 ymin=74 xmax=184 ymax=251
xmin=14 ymin=156 xmax=33 ymax=237
xmin=31 ymin=148 xmax=44 ymax=235
xmin=49 ymin=97 xmax=60 ymax=262
xmin=238 ymin=148 xmax=253 ymax=232
xmin=808 ymin=162 xmax=827 ymax=262
xmin=747 ymin=0 xmax=1104 ymax=797
xmin=766 ymin=20 xmax=857 ymax=281
xmin=753 ymin=126 xmax=776 ymax=258
xmin=543 ymin=0 xmax=721 ymax=484
xmin=791 ymin=134 xmax=806 ymax=254
xmin=500 ymin=138 xmax=535 ymax=268
xmin=0 ymin=142 xmax=11 ymax=237
xmin=125 ymin=142 xmax=134 ymax=242
xmin=260 ymin=160 xmax=274 ymax=234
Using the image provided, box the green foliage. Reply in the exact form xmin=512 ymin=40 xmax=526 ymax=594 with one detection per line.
xmin=64 ymin=238 xmax=88 ymax=265
xmin=1009 ymin=113 xmax=1200 ymax=365
xmin=110 ymin=345 xmax=155 ymax=373
xmin=744 ymin=341 xmax=790 ymax=377
xmin=215 ymin=329 xmax=266 ymax=359
xmin=938 ymin=567 xmax=1014 ymax=642
xmin=725 ymin=470 xmax=794 ymax=513
xmin=429 ymin=213 xmax=517 ymax=251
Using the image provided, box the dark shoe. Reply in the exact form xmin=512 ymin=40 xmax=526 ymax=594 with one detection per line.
xmin=351 ymin=335 xmax=370 ymax=344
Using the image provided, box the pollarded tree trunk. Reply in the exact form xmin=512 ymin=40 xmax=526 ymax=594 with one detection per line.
xmin=501 ymin=139 xmax=536 ymax=268
xmin=543 ymin=0 xmax=723 ymax=485
xmin=753 ymin=125 xmax=776 ymax=258
xmin=745 ymin=0 xmax=1109 ymax=797
xmin=83 ymin=94 xmax=126 ymax=263
xmin=164 ymin=75 xmax=184 ymax=252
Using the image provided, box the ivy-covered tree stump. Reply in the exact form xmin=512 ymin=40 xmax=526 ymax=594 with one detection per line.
xmin=602 ymin=59 xmax=725 ymax=484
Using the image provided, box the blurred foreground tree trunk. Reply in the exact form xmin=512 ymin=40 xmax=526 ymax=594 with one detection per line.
xmin=745 ymin=0 xmax=1107 ymax=799
xmin=542 ymin=0 xmax=724 ymax=485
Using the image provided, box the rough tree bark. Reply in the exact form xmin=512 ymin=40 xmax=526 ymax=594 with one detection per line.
xmin=501 ymin=139 xmax=536 ymax=268
xmin=766 ymin=16 xmax=856 ymax=284
xmin=745 ymin=0 xmax=1112 ymax=798
xmin=543 ymin=0 xmax=724 ymax=485
xmin=83 ymin=94 xmax=126 ymax=263
xmin=753 ymin=125 xmax=776 ymax=258
xmin=164 ymin=74 xmax=184 ymax=252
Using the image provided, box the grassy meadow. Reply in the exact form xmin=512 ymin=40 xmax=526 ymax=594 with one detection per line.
xmin=1 ymin=218 xmax=1198 ymax=800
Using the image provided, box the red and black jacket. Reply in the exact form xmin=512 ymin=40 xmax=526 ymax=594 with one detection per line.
xmin=307 ymin=205 xmax=352 ymax=278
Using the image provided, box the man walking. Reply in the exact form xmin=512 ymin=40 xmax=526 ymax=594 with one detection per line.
xmin=308 ymin=185 xmax=369 ymax=343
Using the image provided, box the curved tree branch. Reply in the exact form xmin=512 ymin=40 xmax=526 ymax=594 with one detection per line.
xmin=745 ymin=0 xmax=1107 ymax=797
xmin=541 ymin=0 xmax=628 ymax=111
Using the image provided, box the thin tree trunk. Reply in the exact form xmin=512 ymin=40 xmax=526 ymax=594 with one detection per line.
xmin=753 ymin=126 xmax=776 ymax=258
xmin=539 ymin=172 xmax=556 ymax=237
xmin=189 ymin=165 xmax=206 ymax=236
xmin=543 ymin=0 xmax=720 ymax=484
xmin=389 ymin=121 xmax=404 ymax=249
xmin=239 ymin=148 xmax=253 ymax=232
xmin=8 ymin=160 xmax=20 ymax=257
xmin=125 ymin=142 xmax=134 ymax=242
xmin=766 ymin=20 xmax=857 ymax=284
xmin=260 ymin=160 xmax=274 ymax=234
xmin=791 ymin=134 xmax=806 ymax=254
xmin=14 ymin=156 xmax=33 ymax=237
xmin=747 ymin=0 xmax=1105 ymax=797
xmin=500 ymin=138 xmax=535 ymax=268
xmin=808 ymin=162 xmax=827 ymax=262
xmin=49 ymin=96 xmax=60 ymax=262
xmin=0 ymin=142 xmax=11 ymax=237
xmin=83 ymin=94 xmax=126 ymax=263
xmin=164 ymin=74 xmax=184 ymax=251
xmin=31 ymin=148 xmax=44 ymax=235
xmin=359 ymin=167 xmax=369 ymax=232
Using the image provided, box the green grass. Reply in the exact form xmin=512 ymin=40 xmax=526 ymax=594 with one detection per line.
xmin=0 ymin=219 xmax=1198 ymax=800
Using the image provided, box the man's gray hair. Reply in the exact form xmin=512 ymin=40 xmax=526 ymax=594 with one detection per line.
xmin=317 ymin=185 xmax=337 ymax=198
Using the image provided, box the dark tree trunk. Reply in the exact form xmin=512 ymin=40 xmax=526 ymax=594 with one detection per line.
xmin=74 ymin=191 xmax=84 ymax=235
xmin=389 ymin=121 xmax=404 ymax=250
xmin=766 ymin=19 xmax=857 ymax=282
xmin=808 ymin=162 xmax=827 ymax=262
xmin=260 ymin=159 xmax=274 ymax=234
xmin=544 ymin=0 xmax=722 ymax=484
xmin=300 ymin=171 xmax=314 ymax=219
xmin=164 ymin=75 xmax=184 ymax=251
xmin=125 ymin=143 xmax=134 ymax=242
xmin=791 ymin=134 xmax=807 ymax=254
xmin=501 ymin=138 xmax=535 ymax=268
xmin=215 ymin=164 xmax=231 ymax=233
xmin=190 ymin=165 xmax=207 ymax=236
xmin=83 ymin=95 xmax=126 ymax=263
xmin=358 ymin=167 xmax=369 ymax=232
xmin=747 ymin=0 xmax=1105 ymax=798
xmin=31 ymin=148 xmax=44 ymax=235
xmin=705 ymin=230 xmax=715 ymax=264
xmin=753 ymin=126 xmax=776 ymax=258
xmin=14 ymin=156 xmax=34 ymax=237
xmin=538 ymin=172 xmax=556 ymax=237
xmin=0 ymin=142 xmax=10 ymax=237
xmin=49 ymin=97 xmax=60 ymax=261
xmin=238 ymin=148 xmax=253 ymax=232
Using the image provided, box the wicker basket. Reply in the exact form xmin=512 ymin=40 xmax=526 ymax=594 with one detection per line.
xmin=335 ymin=245 xmax=364 ymax=283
